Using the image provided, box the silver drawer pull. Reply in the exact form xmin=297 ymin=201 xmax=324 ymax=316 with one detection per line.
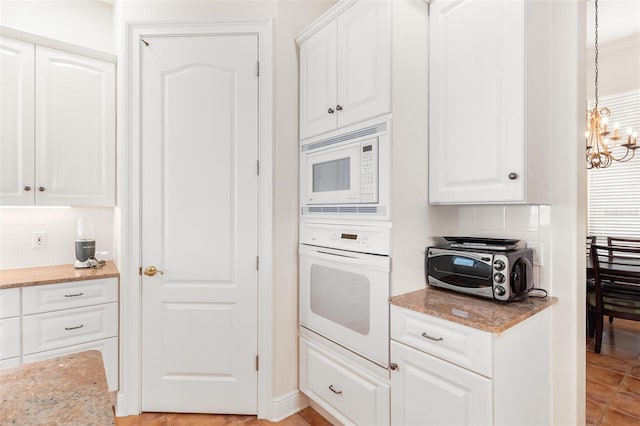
xmin=64 ymin=292 xmax=84 ymax=298
xmin=65 ymin=324 xmax=84 ymax=331
xmin=421 ymin=332 xmax=443 ymax=342
xmin=329 ymin=385 xmax=342 ymax=395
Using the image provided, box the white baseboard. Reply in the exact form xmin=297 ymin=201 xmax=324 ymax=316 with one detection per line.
xmin=270 ymin=390 xmax=309 ymax=422
xmin=115 ymin=392 xmax=131 ymax=417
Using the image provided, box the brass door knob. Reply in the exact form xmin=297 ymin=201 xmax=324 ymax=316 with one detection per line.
xmin=144 ymin=266 xmax=164 ymax=276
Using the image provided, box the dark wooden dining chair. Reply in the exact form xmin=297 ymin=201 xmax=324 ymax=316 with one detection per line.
xmin=607 ymin=236 xmax=640 ymax=249
xmin=588 ymin=244 xmax=640 ymax=353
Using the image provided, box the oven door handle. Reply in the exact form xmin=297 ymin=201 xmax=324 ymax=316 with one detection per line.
xmin=299 ymin=246 xmax=390 ymax=270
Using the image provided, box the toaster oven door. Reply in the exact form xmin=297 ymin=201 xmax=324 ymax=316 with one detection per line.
xmin=426 ymin=249 xmax=495 ymax=298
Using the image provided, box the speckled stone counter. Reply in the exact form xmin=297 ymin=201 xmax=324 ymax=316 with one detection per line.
xmin=0 ymin=350 xmax=115 ymax=425
xmin=390 ymin=286 xmax=557 ymax=333
xmin=0 ymin=261 xmax=119 ymax=290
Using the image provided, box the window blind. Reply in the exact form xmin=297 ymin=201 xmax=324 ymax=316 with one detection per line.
xmin=587 ymin=89 xmax=640 ymax=244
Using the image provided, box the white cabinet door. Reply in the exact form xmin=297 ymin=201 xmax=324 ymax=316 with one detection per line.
xmin=0 ymin=37 xmax=35 ymax=205
xmin=35 ymin=46 xmax=115 ymax=206
xmin=337 ymin=0 xmax=391 ymax=129
xmin=390 ymin=341 xmax=492 ymax=426
xmin=0 ymin=317 xmax=21 ymax=361
xmin=298 ymin=0 xmax=391 ymax=141
xmin=429 ymin=0 xmax=525 ymax=204
xmin=299 ymin=20 xmax=338 ymax=140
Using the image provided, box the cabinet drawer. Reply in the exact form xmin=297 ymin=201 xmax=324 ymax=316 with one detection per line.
xmin=23 ymin=278 xmax=118 ymax=314
xmin=24 ymin=337 xmax=118 ymax=392
xmin=390 ymin=305 xmax=493 ymax=377
xmin=0 ymin=317 xmax=21 ymax=360
xmin=23 ymin=302 xmax=118 ymax=354
xmin=0 ymin=288 xmax=21 ymax=319
xmin=300 ymin=332 xmax=390 ymax=426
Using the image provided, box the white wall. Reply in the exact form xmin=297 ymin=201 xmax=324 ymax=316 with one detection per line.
xmin=0 ymin=0 xmax=115 ymax=53
xmin=390 ymin=0 xmax=456 ymax=296
xmin=0 ymin=207 xmax=114 ymax=269
xmin=586 ymin=35 xmax=640 ymax=98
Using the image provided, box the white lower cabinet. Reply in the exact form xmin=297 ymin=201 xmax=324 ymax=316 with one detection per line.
xmin=0 ymin=288 xmax=21 ymax=368
xmin=299 ymin=327 xmax=390 ymax=426
xmin=390 ymin=305 xmax=552 ymax=426
xmin=390 ymin=341 xmax=492 ymax=425
xmin=0 ymin=277 xmax=119 ymax=392
xmin=0 ymin=317 xmax=21 ymax=361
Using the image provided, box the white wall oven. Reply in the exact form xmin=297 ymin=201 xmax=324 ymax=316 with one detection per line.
xmin=299 ymin=222 xmax=391 ymax=367
xmin=300 ymin=116 xmax=390 ymax=220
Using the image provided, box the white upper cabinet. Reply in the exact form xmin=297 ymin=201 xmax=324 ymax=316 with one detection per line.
xmin=0 ymin=36 xmax=116 ymax=206
xmin=429 ymin=0 xmax=552 ymax=204
xmin=0 ymin=37 xmax=35 ymax=205
xmin=298 ymin=0 xmax=391 ymax=141
xmin=35 ymin=46 xmax=115 ymax=206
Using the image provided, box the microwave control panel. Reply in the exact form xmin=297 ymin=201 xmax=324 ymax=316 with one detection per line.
xmin=359 ymin=139 xmax=378 ymax=202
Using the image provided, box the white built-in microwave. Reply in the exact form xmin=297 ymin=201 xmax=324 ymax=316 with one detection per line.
xmin=300 ymin=116 xmax=390 ymax=220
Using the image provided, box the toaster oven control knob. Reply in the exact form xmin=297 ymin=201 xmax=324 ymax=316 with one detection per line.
xmin=493 ymin=259 xmax=505 ymax=271
xmin=494 ymin=285 xmax=506 ymax=296
xmin=494 ymin=273 xmax=505 ymax=284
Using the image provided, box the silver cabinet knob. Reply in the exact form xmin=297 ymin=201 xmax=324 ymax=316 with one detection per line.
xmin=508 ymin=172 xmax=518 ymax=180
xmin=336 ymin=105 xmax=343 ymax=111
xmin=24 ymin=185 xmax=32 ymax=191
xmin=38 ymin=186 xmax=46 ymax=192
xmin=328 ymin=108 xmax=335 ymax=114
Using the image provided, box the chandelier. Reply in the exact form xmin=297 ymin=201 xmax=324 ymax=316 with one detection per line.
xmin=585 ymin=0 xmax=638 ymax=169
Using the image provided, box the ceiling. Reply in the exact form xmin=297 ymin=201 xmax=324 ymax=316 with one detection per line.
xmin=586 ymin=0 xmax=640 ymax=46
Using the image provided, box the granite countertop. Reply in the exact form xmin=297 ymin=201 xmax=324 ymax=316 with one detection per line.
xmin=0 ymin=350 xmax=115 ymax=425
xmin=390 ymin=286 xmax=557 ymax=334
xmin=0 ymin=261 xmax=119 ymax=290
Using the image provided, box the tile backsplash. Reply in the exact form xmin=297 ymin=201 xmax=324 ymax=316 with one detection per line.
xmin=0 ymin=207 xmax=114 ymax=270
xmin=452 ymin=204 xmax=552 ymax=290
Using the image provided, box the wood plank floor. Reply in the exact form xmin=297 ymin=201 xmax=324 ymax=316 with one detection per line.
xmin=586 ymin=318 xmax=640 ymax=425
xmin=116 ymin=406 xmax=332 ymax=426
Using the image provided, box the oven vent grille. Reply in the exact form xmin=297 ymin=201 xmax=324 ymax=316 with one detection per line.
xmin=301 ymin=122 xmax=387 ymax=152
xmin=303 ymin=206 xmax=386 ymax=215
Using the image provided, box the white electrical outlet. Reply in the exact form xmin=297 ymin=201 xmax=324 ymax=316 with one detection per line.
xmin=33 ymin=232 xmax=47 ymax=248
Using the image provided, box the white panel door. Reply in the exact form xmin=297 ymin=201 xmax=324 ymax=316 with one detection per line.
xmin=337 ymin=0 xmax=391 ymax=129
xmin=0 ymin=36 xmax=35 ymax=205
xmin=35 ymin=46 xmax=115 ymax=206
xmin=299 ymin=20 xmax=338 ymax=140
xmin=390 ymin=341 xmax=492 ymax=426
xmin=141 ymin=35 xmax=259 ymax=414
xmin=429 ymin=0 xmax=525 ymax=204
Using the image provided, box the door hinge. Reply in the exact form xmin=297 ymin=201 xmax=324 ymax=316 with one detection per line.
xmin=256 ymin=355 xmax=259 ymax=371
xmin=257 ymin=61 xmax=260 ymax=77
xmin=139 ymin=266 xmax=142 ymax=276
xmin=256 ymin=160 xmax=260 ymax=176
xmin=256 ymin=256 xmax=260 ymax=271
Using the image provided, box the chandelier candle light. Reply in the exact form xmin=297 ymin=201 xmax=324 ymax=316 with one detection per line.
xmin=585 ymin=0 xmax=638 ymax=169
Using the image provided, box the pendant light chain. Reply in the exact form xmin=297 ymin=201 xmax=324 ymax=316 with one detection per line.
xmin=594 ymin=0 xmax=599 ymax=107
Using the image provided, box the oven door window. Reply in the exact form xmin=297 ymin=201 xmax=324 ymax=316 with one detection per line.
xmin=429 ymin=255 xmax=493 ymax=288
xmin=309 ymin=264 xmax=370 ymax=335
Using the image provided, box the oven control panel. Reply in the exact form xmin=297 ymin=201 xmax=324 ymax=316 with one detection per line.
xmin=300 ymin=222 xmax=390 ymax=255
